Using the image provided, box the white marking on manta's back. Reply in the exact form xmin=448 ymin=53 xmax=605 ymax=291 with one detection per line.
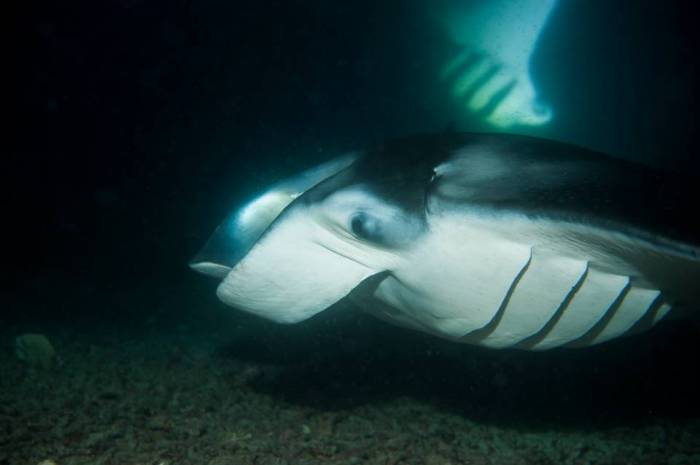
xmin=438 ymin=0 xmax=557 ymax=127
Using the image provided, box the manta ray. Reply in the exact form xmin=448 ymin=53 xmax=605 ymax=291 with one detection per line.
xmin=436 ymin=0 xmax=558 ymax=128
xmin=191 ymin=133 xmax=700 ymax=350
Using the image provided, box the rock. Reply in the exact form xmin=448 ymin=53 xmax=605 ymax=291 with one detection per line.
xmin=14 ymin=334 xmax=56 ymax=369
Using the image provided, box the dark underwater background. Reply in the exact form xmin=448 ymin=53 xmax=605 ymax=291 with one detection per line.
xmin=5 ymin=1 xmax=700 ymax=464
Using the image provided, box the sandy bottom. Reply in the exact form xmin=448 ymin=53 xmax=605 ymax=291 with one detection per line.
xmin=2 ymin=311 xmax=700 ymax=465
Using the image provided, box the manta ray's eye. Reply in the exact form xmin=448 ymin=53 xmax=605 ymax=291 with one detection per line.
xmin=350 ymin=211 xmax=382 ymax=242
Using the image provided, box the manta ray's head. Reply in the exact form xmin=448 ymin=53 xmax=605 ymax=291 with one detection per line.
xmin=190 ymin=154 xmax=427 ymax=324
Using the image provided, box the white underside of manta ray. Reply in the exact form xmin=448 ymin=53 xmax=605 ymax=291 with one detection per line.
xmin=191 ymin=133 xmax=700 ymax=350
xmin=437 ymin=0 xmax=558 ymax=128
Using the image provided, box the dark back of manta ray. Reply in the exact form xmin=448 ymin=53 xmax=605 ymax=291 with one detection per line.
xmin=316 ymin=132 xmax=700 ymax=250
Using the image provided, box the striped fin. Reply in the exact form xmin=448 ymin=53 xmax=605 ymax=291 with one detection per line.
xmin=474 ymin=251 xmax=588 ymax=348
xmin=440 ymin=50 xmax=478 ymax=81
xmin=589 ymin=287 xmax=661 ymax=345
xmin=468 ymin=69 xmax=517 ymax=113
xmin=372 ymin=212 xmax=683 ymax=349
xmin=469 ymin=251 xmax=666 ymax=349
xmin=528 ymin=268 xmax=630 ymax=350
xmin=438 ymin=47 xmax=552 ymax=127
xmin=448 ymin=56 xmax=494 ymax=99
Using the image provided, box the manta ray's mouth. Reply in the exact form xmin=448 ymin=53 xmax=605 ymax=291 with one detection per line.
xmin=215 ymin=205 xmax=380 ymax=325
xmin=190 ymin=154 xmax=359 ymax=278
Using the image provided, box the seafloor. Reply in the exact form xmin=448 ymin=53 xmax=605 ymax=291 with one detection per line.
xmin=3 ymin=299 xmax=700 ymax=465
